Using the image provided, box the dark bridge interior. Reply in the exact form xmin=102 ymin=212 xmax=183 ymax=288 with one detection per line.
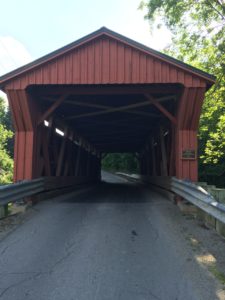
xmin=30 ymin=84 xmax=180 ymax=153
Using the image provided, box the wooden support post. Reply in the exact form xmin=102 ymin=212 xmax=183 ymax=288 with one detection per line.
xmin=52 ymin=135 xmax=59 ymax=173
xmin=63 ymin=132 xmax=74 ymax=176
xmin=75 ymin=146 xmax=82 ymax=176
xmin=169 ymin=126 xmax=175 ymax=176
xmin=86 ymin=150 xmax=91 ymax=177
xmin=56 ymin=128 xmax=68 ymax=176
xmin=160 ymin=127 xmax=168 ymax=176
xmin=7 ymin=91 xmax=40 ymax=181
xmin=42 ymin=127 xmax=51 ymax=176
xmin=151 ymin=138 xmax=157 ymax=176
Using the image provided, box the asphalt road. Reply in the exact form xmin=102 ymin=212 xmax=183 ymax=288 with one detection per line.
xmin=0 ymin=172 xmax=223 ymax=300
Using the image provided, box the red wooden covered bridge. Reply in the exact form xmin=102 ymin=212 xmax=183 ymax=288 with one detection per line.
xmin=0 ymin=27 xmax=215 ymax=187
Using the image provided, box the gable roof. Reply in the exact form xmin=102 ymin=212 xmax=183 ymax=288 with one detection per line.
xmin=0 ymin=27 xmax=215 ymax=89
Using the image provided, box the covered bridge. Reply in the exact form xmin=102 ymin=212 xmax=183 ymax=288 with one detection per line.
xmin=0 ymin=27 xmax=215 ymax=185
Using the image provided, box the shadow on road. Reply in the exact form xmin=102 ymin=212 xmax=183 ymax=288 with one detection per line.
xmin=62 ymin=180 xmax=148 ymax=204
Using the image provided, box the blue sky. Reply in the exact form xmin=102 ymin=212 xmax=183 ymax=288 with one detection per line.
xmin=0 ymin=0 xmax=171 ymax=78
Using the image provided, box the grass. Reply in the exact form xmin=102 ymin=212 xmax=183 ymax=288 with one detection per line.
xmin=208 ymin=266 xmax=225 ymax=285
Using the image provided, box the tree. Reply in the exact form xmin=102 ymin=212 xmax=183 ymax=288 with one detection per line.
xmin=0 ymin=97 xmax=13 ymax=184
xmin=0 ymin=97 xmax=14 ymax=158
xmin=140 ymin=0 xmax=225 ymax=184
xmin=102 ymin=153 xmax=138 ymax=173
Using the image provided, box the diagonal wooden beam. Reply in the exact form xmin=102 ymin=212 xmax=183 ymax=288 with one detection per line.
xmin=63 ymin=100 xmax=158 ymax=118
xmin=43 ymin=95 xmax=176 ymax=120
xmin=145 ymin=94 xmax=177 ymax=125
xmin=66 ymin=100 xmax=156 ymax=120
xmin=43 ymin=96 xmax=159 ymax=118
xmin=38 ymin=94 xmax=69 ymax=125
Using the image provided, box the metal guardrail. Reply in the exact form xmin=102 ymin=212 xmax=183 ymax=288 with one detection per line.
xmin=171 ymin=177 xmax=225 ymax=224
xmin=0 ymin=178 xmax=45 ymax=206
xmin=117 ymin=173 xmax=225 ymax=224
xmin=0 ymin=176 xmax=97 ymax=207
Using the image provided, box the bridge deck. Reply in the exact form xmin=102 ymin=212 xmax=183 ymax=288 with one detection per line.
xmin=0 ymin=172 xmax=223 ymax=300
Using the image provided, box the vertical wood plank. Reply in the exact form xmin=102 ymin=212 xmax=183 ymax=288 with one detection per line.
xmin=80 ymin=46 xmax=88 ymax=83
xmin=154 ymin=60 xmax=162 ymax=83
xmin=87 ymin=42 xmax=94 ymax=84
xmin=117 ymin=42 xmax=125 ymax=83
xmin=65 ymin=52 xmax=73 ymax=84
xmin=94 ymin=39 xmax=102 ymax=83
xmin=146 ymin=56 xmax=154 ymax=82
xmin=13 ymin=132 xmax=19 ymax=182
xmin=102 ymin=38 xmax=110 ymax=83
xmin=109 ymin=40 xmax=117 ymax=83
xmin=72 ymin=49 xmax=81 ymax=83
xmin=16 ymin=131 xmax=26 ymax=180
xmin=131 ymin=50 xmax=139 ymax=83
xmin=139 ymin=54 xmax=147 ymax=83
xmin=124 ymin=46 xmax=132 ymax=83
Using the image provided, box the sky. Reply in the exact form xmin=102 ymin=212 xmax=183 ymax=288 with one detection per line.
xmin=0 ymin=0 xmax=171 ymax=99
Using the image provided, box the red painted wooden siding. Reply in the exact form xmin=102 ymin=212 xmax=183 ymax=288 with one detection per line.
xmin=6 ymin=37 xmax=206 ymax=90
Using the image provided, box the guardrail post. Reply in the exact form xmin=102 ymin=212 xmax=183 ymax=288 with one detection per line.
xmin=0 ymin=206 xmax=5 ymax=218
xmin=0 ymin=204 xmax=9 ymax=219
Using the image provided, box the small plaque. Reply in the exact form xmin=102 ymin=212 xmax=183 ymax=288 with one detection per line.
xmin=182 ymin=149 xmax=196 ymax=159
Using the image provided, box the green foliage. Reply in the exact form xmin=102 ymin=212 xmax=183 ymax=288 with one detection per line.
xmin=140 ymin=0 xmax=225 ymax=184
xmin=0 ymin=97 xmax=14 ymax=184
xmin=0 ymin=98 xmax=14 ymax=158
xmin=102 ymin=153 xmax=139 ymax=173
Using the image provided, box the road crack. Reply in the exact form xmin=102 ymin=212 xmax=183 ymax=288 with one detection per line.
xmin=0 ymin=272 xmax=42 ymax=298
xmin=50 ymin=241 xmax=77 ymax=272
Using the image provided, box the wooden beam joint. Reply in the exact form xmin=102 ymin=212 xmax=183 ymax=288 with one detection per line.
xmin=145 ymin=94 xmax=177 ymax=125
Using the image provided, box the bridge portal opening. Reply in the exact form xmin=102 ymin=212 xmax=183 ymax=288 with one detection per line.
xmin=27 ymin=83 xmax=180 ymax=179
